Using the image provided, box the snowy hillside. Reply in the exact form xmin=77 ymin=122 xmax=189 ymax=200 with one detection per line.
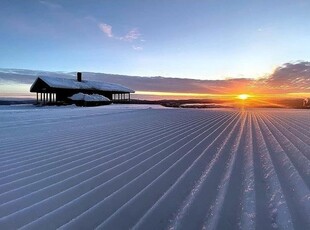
xmin=0 ymin=105 xmax=309 ymax=229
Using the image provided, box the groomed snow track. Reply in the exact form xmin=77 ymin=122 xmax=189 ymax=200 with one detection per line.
xmin=0 ymin=105 xmax=309 ymax=229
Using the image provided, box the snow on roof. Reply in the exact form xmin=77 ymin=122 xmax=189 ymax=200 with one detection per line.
xmin=69 ymin=93 xmax=110 ymax=102
xmin=34 ymin=76 xmax=134 ymax=93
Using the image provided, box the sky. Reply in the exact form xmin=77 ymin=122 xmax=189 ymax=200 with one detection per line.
xmin=0 ymin=0 xmax=310 ymax=80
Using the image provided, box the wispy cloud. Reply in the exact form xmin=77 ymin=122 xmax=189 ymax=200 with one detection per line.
xmin=39 ymin=0 xmax=62 ymax=9
xmin=98 ymin=23 xmax=113 ymax=38
xmin=132 ymin=45 xmax=143 ymax=51
xmin=98 ymin=22 xmax=141 ymax=41
xmin=120 ymin=28 xmax=141 ymax=42
xmin=98 ymin=22 xmax=142 ymax=50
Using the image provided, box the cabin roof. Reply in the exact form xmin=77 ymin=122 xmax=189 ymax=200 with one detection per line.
xmin=30 ymin=76 xmax=135 ymax=93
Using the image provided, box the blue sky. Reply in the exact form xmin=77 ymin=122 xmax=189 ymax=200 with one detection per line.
xmin=0 ymin=0 xmax=309 ymax=80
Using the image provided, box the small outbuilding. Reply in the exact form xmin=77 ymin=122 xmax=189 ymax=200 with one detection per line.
xmin=30 ymin=72 xmax=135 ymax=105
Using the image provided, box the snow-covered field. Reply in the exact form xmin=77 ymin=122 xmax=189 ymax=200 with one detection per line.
xmin=0 ymin=105 xmax=309 ymax=229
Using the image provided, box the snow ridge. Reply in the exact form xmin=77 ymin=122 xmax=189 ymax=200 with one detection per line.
xmin=0 ymin=107 xmax=309 ymax=229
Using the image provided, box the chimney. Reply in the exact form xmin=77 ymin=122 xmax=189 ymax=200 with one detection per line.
xmin=77 ymin=72 xmax=82 ymax=82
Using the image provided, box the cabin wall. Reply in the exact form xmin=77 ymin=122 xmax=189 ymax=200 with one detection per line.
xmin=31 ymin=80 xmax=131 ymax=105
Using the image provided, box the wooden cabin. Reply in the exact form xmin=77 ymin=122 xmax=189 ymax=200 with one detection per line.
xmin=30 ymin=72 xmax=134 ymax=105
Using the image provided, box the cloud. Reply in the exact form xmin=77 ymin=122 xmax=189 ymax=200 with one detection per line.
xmin=98 ymin=22 xmax=142 ymax=49
xmin=1 ymin=61 xmax=309 ymax=99
xmin=269 ymin=61 xmax=310 ymax=82
xmin=120 ymin=28 xmax=141 ymax=42
xmin=98 ymin=23 xmax=113 ymax=38
xmin=98 ymin=22 xmax=141 ymax=42
xmin=132 ymin=45 xmax=143 ymax=51
xmin=39 ymin=1 xmax=63 ymax=9
xmin=260 ymin=61 xmax=310 ymax=92
xmin=0 ymin=68 xmax=255 ymax=95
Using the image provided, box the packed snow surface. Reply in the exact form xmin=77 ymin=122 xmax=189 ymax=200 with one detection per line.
xmin=0 ymin=105 xmax=309 ymax=229
xmin=69 ymin=93 xmax=110 ymax=102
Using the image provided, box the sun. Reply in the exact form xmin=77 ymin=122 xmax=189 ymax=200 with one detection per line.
xmin=237 ymin=94 xmax=250 ymax=100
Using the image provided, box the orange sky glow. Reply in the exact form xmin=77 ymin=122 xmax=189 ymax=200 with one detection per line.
xmin=134 ymin=91 xmax=309 ymax=100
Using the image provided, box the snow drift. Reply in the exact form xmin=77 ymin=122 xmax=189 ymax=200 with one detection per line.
xmin=69 ymin=93 xmax=110 ymax=102
xmin=68 ymin=93 xmax=111 ymax=106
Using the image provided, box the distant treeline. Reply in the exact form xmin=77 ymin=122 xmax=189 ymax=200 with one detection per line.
xmin=131 ymin=98 xmax=309 ymax=109
xmin=130 ymin=99 xmax=225 ymax=108
xmin=1 ymin=98 xmax=308 ymax=109
xmin=0 ymin=100 xmax=36 ymax=105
